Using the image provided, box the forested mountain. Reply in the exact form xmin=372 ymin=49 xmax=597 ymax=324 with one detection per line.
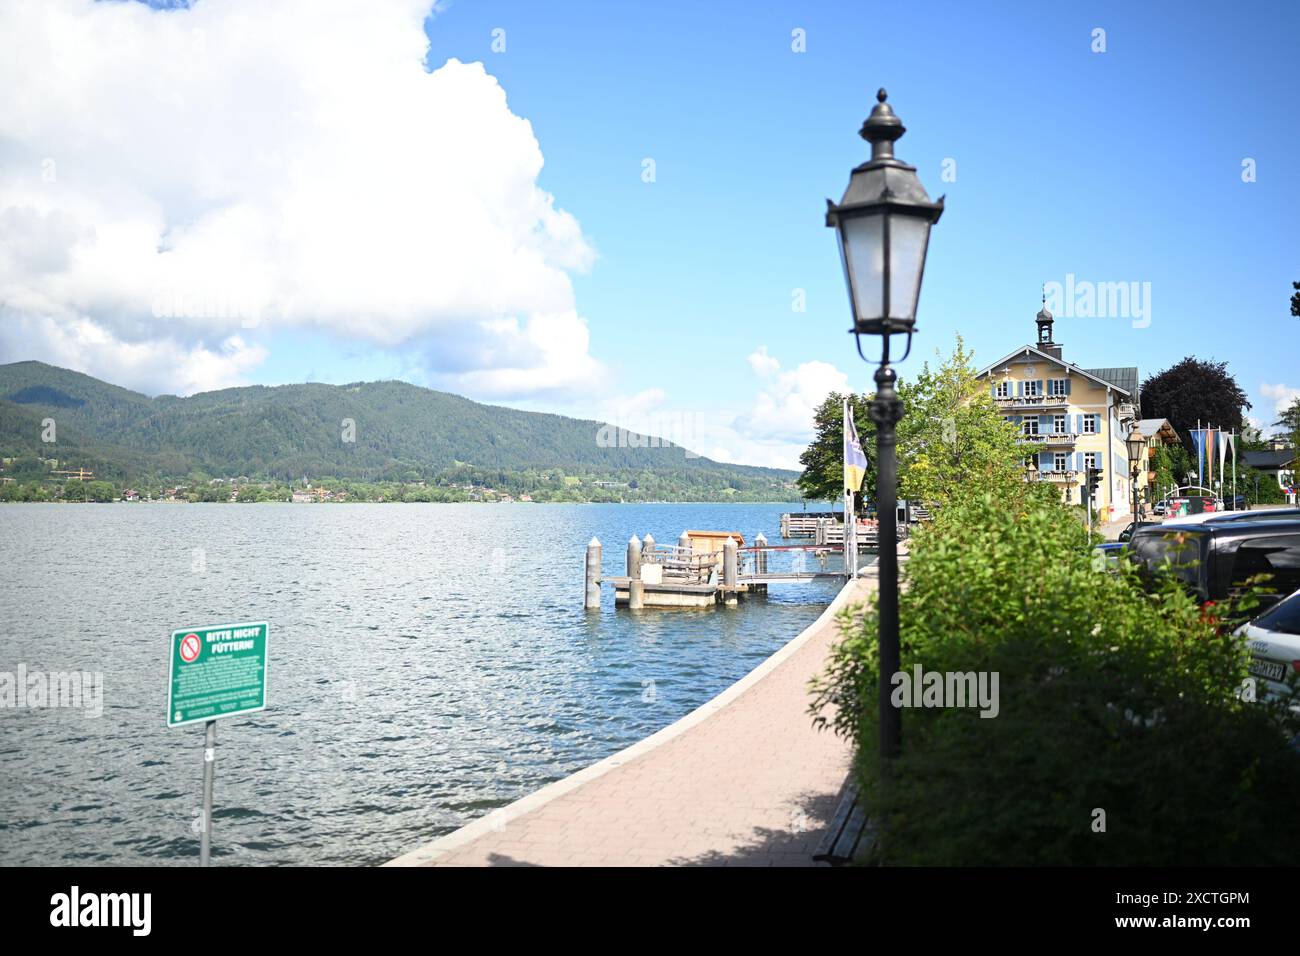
xmin=0 ymin=362 xmax=794 ymax=493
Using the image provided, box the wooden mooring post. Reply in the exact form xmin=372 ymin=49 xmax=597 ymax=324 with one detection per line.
xmin=627 ymin=534 xmax=645 ymax=610
xmin=722 ymin=536 xmax=738 ymax=606
xmin=626 ymin=535 xmax=641 ymax=580
xmin=584 ymin=537 xmax=602 ymax=609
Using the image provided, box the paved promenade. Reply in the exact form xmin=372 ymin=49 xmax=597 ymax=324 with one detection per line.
xmin=387 ymin=569 xmax=878 ymax=867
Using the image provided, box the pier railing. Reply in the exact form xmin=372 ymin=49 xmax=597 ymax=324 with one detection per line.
xmin=585 ymin=527 xmax=898 ymax=610
xmin=640 ymin=543 xmax=718 ymax=585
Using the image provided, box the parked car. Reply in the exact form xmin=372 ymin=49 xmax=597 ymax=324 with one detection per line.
xmin=1091 ymin=541 xmax=1127 ymax=572
xmin=1128 ymin=518 xmax=1300 ymax=609
xmin=1235 ymin=589 xmax=1300 ymax=704
xmin=1117 ymin=520 xmax=1162 ymax=542
xmin=1202 ymin=508 xmax=1300 ymax=525
xmin=1152 ymin=501 xmax=1168 ymax=517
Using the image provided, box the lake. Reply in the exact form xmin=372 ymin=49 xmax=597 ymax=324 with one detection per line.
xmin=0 ymin=502 xmax=846 ymax=866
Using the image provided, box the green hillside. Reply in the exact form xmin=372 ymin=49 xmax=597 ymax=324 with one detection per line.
xmin=0 ymin=362 xmax=795 ymax=496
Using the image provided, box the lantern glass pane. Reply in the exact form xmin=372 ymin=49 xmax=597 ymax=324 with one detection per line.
xmin=1128 ymin=436 xmax=1145 ymax=464
xmin=887 ymin=213 xmax=931 ymax=322
xmin=839 ymin=214 xmax=883 ymax=322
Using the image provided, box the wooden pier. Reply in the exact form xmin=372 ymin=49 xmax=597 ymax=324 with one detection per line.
xmin=780 ymin=503 xmax=930 ymax=540
xmin=585 ymin=529 xmax=857 ymax=610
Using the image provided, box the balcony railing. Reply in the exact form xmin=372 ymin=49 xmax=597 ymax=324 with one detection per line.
xmin=1018 ymin=431 xmax=1077 ymax=445
xmin=1026 ymin=469 xmax=1081 ymax=481
xmin=1040 ymin=431 xmax=1077 ymax=446
xmin=994 ymin=394 xmax=1070 ymax=409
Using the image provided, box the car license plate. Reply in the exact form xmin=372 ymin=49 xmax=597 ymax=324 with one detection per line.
xmin=1249 ymin=657 xmax=1287 ymax=682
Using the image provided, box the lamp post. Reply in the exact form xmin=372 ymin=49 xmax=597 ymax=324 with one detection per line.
xmin=1126 ymin=424 xmax=1145 ymax=521
xmin=826 ymin=89 xmax=943 ymax=762
xmin=1026 ymin=458 xmax=1038 ymax=483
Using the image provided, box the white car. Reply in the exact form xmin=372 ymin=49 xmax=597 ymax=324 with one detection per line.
xmin=1236 ymin=589 xmax=1300 ymax=704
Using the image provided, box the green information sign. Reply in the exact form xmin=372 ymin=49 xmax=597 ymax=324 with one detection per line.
xmin=167 ymin=621 xmax=269 ymax=727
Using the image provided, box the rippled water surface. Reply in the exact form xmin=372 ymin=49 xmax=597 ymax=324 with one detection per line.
xmin=0 ymin=502 xmax=844 ymax=865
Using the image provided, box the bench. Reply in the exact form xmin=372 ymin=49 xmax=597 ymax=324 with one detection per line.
xmin=813 ymin=778 xmax=873 ymax=865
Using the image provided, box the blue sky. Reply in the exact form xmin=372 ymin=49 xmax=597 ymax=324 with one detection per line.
xmin=252 ymin=0 xmax=1300 ymax=452
xmin=3 ymin=0 xmax=1297 ymax=467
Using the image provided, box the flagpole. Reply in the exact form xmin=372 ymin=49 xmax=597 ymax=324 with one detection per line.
xmin=1197 ymin=419 xmax=1203 ymax=489
xmin=843 ymin=397 xmax=856 ymax=579
xmin=1207 ymin=424 xmax=1213 ymax=498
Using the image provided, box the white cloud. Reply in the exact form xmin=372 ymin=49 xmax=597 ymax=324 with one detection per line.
xmin=0 ymin=0 xmax=600 ymax=397
xmin=746 ymin=345 xmax=781 ymax=378
xmin=574 ymin=349 xmax=853 ymax=471
xmin=1261 ymin=383 xmax=1300 ymax=419
xmin=9 ymin=311 xmax=266 ymax=397
xmin=737 ymin=347 xmax=852 ymax=444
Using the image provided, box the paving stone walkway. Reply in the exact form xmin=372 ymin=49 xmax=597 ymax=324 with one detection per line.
xmin=387 ymin=570 xmax=878 ymax=867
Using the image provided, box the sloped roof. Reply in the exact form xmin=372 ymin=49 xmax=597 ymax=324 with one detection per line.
xmin=977 ymin=345 xmax=1133 ymax=397
xmin=1243 ymin=449 xmax=1296 ymax=469
xmin=1136 ymin=418 xmax=1180 ymax=443
xmin=1084 ymin=367 xmax=1139 ymax=397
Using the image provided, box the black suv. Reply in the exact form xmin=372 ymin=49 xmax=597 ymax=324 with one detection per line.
xmin=1128 ymin=518 xmax=1300 ymax=608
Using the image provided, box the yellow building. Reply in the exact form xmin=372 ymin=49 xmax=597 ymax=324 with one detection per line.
xmin=977 ymin=304 xmax=1140 ymax=519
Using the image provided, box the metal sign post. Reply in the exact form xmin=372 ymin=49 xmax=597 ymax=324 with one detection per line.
xmin=167 ymin=621 xmax=269 ymax=867
xmin=200 ymin=720 xmax=216 ymax=866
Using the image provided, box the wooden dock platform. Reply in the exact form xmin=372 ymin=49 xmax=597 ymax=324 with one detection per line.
xmin=585 ymin=528 xmax=864 ymax=611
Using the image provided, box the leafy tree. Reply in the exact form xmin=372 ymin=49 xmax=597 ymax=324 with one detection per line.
xmin=1290 ymin=280 xmax=1299 ymax=318
xmin=796 ymin=392 xmax=873 ymax=505
xmin=797 ymin=339 xmax=1031 ymax=511
xmin=811 ymin=483 xmax=1300 ymax=864
xmin=1274 ymin=397 xmax=1300 ymax=452
xmin=897 ymin=337 xmax=1027 ymax=507
xmin=1140 ymin=357 xmax=1251 ymax=446
xmin=1241 ymin=464 xmax=1286 ymax=505
xmin=84 ymin=480 xmax=116 ymax=502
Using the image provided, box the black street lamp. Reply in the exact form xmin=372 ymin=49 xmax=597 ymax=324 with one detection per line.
xmin=1126 ymin=424 xmax=1145 ymax=521
xmin=826 ymin=89 xmax=943 ymax=762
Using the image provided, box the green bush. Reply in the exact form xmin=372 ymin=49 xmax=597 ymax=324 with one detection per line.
xmin=811 ymin=486 xmax=1300 ymax=865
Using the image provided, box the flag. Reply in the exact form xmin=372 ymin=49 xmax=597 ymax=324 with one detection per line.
xmin=844 ymin=399 xmax=867 ymax=493
xmin=1189 ymin=428 xmax=1207 ymax=483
